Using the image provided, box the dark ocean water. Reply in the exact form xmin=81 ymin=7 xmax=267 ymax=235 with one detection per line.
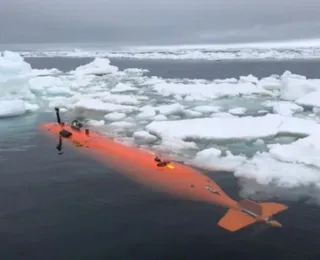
xmin=1 ymin=58 xmax=320 ymax=260
xmin=27 ymin=57 xmax=320 ymax=79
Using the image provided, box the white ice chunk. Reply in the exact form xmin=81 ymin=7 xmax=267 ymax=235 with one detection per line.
xmin=155 ymin=103 xmax=185 ymax=115
xmin=47 ymin=96 xmax=68 ymax=109
xmin=0 ymin=100 xmax=26 ymax=118
xmin=72 ymin=98 xmax=137 ymax=113
xmin=109 ymin=121 xmax=135 ymax=128
xmin=111 ymin=83 xmax=138 ymax=93
xmin=155 ymin=137 xmax=198 ymax=152
xmin=214 ymin=78 xmax=238 ymax=84
xmin=190 ymin=149 xmax=246 ymax=172
xmin=280 ymin=73 xmax=320 ymax=101
xmin=0 ymin=51 xmax=36 ymax=101
xmin=259 ymin=76 xmax=281 ymax=90
xmin=31 ymin=68 xmax=61 ymax=76
xmin=239 ymin=74 xmax=259 ymax=84
xmin=86 ymin=119 xmax=105 ymax=127
xmin=269 ymin=135 xmax=320 ymax=169
xmin=193 ymin=105 xmax=221 ymax=113
xmin=101 ymin=93 xmax=140 ymax=105
xmin=296 ymin=91 xmax=320 ymax=108
xmin=263 ymin=101 xmax=304 ymax=116
xmin=235 ymin=152 xmax=320 ymax=188
xmin=196 ymin=147 xmax=222 ymax=157
xmin=72 ymin=58 xmax=118 ymax=76
xmin=152 ymin=81 xmax=271 ymax=100
xmin=184 ymin=110 xmax=203 ymax=118
xmin=253 ymin=139 xmax=265 ymax=145
xmin=278 ymin=116 xmax=320 ymax=136
xmin=28 ymin=76 xmax=64 ymax=94
xmin=228 ymin=107 xmax=247 ymax=115
xmin=104 ymin=112 xmax=127 ymax=121
xmin=211 ymin=112 xmax=237 ymax=118
xmin=25 ymin=102 xmax=39 ymax=112
xmin=146 ymin=114 xmax=320 ymax=141
xmin=133 ymin=131 xmax=157 ymax=144
xmin=153 ymin=114 xmax=168 ymax=121
xmin=136 ymin=106 xmax=156 ymax=120
xmin=46 ymin=86 xmax=72 ymax=96
xmin=0 ymin=51 xmax=32 ymax=80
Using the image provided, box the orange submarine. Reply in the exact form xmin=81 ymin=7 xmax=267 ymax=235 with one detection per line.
xmin=38 ymin=107 xmax=288 ymax=232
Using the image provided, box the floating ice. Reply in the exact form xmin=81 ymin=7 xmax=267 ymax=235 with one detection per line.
xmin=253 ymin=139 xmax=265 ymax=146
xmin=146 ymin=114 xmax=320 ymax=142
xmin=111 ymin=83 xmax=138 ymax=93
xmin=239 ymin=75 xmax=259 ymax=84
xmin=235 ymin=152 xmax=320 ymax=188
xmin=101 ymin=93 xmax=140 ymax=106
xmin=25 ymin=102 xmax=39 ymax=112
xmin=153 ymin=115 xmax=168 ymax=121
xmin=258 ymin=109 xmax=269 ymax=114
xmin=136 ymin=106 xmax=156 ymax=121
xmin=46 ymin=86 xmax=72 ymax=96
xmin=109 ymin=121 xmax=136 ymax=128
xmin=86 ymin=119 xmax=105 ymax=127
xmin=28 ymin=76 xmax=63 ymax=90
xmin=269 ymin=135 xmax=320 ymax=169
xmin=0 ymin=51 xmax=35 ymax=102
xmin=0 ymin=51 xmax=31 ymax=81
xmin=104 ymin=112 xmax=127 ymax=121
xmin=296 ymin=91 xmax=320 ymax=108
xmin=20 ymin=39 xmax=320 ymax=60
xmin=211 ymin=112 xmax=237 ymax=118
xmin=155 ymin=103 xmax=185 ymax=115
xmin=31 ymin=68 xmax=61 ymax=76
xmin=70 ymin=98 xmax=138 ymax=113
xmin=228 ymin=107 xmax=247 ymax=115
xmin=258 ymin=76 xmax=280 ymax=90
xmin=263 ymin=101 xmax=304 ymax=116
xmin=190 ymin=149 xmax=246 ymax=172
xmin=196 ymin=147 xmax=222 ymax=157
xmin=133 ymin=131 xmax=157 ymax=144
xmin=154 ymin=137 xmax=198 ymax=152
xmin=0 ymin=100 xmax=26 ymax=118
xmin=280 ymin=73 xmax=320 ymax=101
xmin=152 ymin=81 xmax=271 ymax=100
xmin=184 ymin=110 xmax=203 ymax=118
xmin=72 ymin=58 xmax=118 ymax=77
xmin=193 ymin=105 xmax=221 ymax=113
xmin=214 ymin=78 xmax=238 ymax=84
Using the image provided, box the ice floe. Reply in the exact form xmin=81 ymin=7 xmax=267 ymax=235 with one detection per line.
xmin=72 ymin=58 xmax=118 ymax=76
xmin=0 ymin=100 xmax=26 ymax=118
xmin=104 ymin=112 xmax=127 ymax=121
xmin=190 ymin=148 xmax=247 ymax=172
xmin=18 ymin=39 xmax=320 ymax=60
xmin=263 ymin=101 xmax=304 ymax=116
xmin=145 ymin=114 xmax=320 ymax=141
xmin=228 ymin=107 xmax=247 ymax=115
xmin=133 ymin=131 xmax=157 ymax=144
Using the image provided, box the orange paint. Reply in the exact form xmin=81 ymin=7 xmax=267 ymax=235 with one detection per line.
xmin=38 ymin=114 xmax=288 ymax=232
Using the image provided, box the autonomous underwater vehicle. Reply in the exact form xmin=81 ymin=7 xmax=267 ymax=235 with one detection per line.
xmin=38 ymin=107 xmax=288 ymax=232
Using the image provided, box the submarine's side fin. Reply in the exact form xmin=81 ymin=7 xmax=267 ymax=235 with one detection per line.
xmin=238 ymin=199 xmax=287 ymax=218
xmin=258 ymin=202 xmax=288 ymax=218
xmin=218 ymin=199 xmax=288 ymax=232
xmin=218 ymin=209 xmax=256 ymax=232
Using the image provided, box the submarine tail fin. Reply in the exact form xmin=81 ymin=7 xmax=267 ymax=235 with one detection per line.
xmin=218 ymin=199 xmax=288 ymax=232
xmin=258 ymin=201 xmax=288 ymax=218
xmin=218 ymin=208 xmax=256 ymax=232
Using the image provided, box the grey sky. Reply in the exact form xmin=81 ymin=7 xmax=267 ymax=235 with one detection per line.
xmin=1 ymin=0 xmax=320 ymax=45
